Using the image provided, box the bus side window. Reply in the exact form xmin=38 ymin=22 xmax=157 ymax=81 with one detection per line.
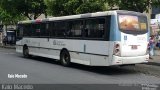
xmin=85 ymin=18 xmax=105 ymax=39
xmin=40 ymin=23 xmax=49 ymax=37
xmin=32 ymin=24 xmax=41 ymax=37
xmin=84 ymin=28 xmax=88 ymax=37
xmin=50 ymin=22 xmax=56 ymax=37
xmin=17 ymin=25 xmax=23 ymax=40
xmin=66 ymin=21 xmax=73 ymax=37
xmin=23 ymin=24 xmax=32 ymax=37
xmin=68 ymin=20 xmax=83 ymax=38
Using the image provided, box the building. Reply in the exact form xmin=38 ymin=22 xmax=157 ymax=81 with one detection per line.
xmin=149 ymin=6 xmax=160 ymax=35
xmin=151 ymin=6 xmax=160 ymax=19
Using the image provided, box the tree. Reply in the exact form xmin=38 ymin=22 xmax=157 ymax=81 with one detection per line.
xmin=76 ymin=0 xmax=106 ymax=14
xmin=18 ymin=0 xmax=47 ymax=20
xmin=63 ymin=0 xmax=82 ymax=15
xmin=45 ymin=0 xmax=107 ymax=16
xmin=0 ymin=0 xmax=25 ymax=25
xmin=1 ymin=0 xmax=47 ymax=20
xmin=152 ymin=0 xmax=160 ymax=7
xmin=120 ymin=0 xmax=150 ymax=12
xmin=45 ymin=0 xmax=68 ymax=16
xmin=0 ymin=8 xmax=11 ymax=25
xmin=106 ymin=0 xmax=151 ymax=12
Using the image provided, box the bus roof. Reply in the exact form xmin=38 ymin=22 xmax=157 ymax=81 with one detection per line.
xmin=18 ymin=10 xmax=146 ymax=24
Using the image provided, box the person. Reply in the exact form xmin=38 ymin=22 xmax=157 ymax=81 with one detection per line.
xmin=149 ymin=35 xmax=155 ymax=59
xmin=3 ymin=36 xmax=7 ymax=46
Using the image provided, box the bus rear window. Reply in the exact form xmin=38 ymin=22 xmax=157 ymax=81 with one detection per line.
xmin=119 ymin=15 xmax=139 ymax=30
xmin=118 ymin=15 xmax=147 ymax=33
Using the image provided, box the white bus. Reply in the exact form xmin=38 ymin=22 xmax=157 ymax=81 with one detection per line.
xmin=16 ymin=10 xmax=149 ymax=66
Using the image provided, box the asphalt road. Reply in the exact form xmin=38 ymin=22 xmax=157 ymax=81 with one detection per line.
xmin=0 ymin=48 xmax=160 ymax=84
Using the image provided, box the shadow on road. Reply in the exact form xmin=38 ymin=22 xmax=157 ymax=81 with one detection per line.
xmin=21 ymin=56 xmax=138 ymax=75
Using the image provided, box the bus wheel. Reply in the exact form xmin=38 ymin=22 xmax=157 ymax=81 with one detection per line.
xmin=60 ymin=50 xmax=71 ymax=66
xmin=23 ymin=46 xmax=30 ymax=58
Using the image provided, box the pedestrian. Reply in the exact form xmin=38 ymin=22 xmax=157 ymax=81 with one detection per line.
xmin=3 ymin=36 xmax=7 ymax=46
xmin=149 ymin=35 xmax=155 ymax=59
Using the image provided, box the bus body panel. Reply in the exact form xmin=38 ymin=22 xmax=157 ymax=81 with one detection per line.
xmin=121 ymin=32 xmax=148 ymax=57
xmin=16 ymin=38 xmax=110 ymax=66
xmin=19 ymin=38 xmax=110 ymax=56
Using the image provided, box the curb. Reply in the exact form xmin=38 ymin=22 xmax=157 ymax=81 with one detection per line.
xmin=146 ymin=62 xmax=160 ymax=66
xmin=0 ymin=45 xmax=16 ymax=49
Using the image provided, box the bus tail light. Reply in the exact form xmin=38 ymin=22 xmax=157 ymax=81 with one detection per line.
xmin=113 ymin=43 xmax=121 ymax=56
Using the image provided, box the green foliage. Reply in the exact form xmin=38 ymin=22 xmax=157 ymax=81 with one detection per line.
xmin=107 ymin=0 xmax=151 ymax=12
xmin=1 ymin=0 xmax=47 ymax=20
xmin=152 ymin=0 xmax=160 ymax=7
xmin=121 ymin=0 xmax=150 ymax=12
xmin=0 ymin=8 xmax=11 ymax=25
xmin=19 ymin=0 xmax=47 ymax=20
xmin=45 ymin=0 xmax=68 ymax=16
xmin=0 ymin=7 xmax=25 ymax=25
xmin=45 ymin=0 xmax=153 ymax=16
xmin=45 ymin=0 xmax=106 ymax=16
xmin=0 ymin=0 xmax=158 ymax=25
xmin=64 ymin=0 xmax=82 ymax=15
xmin=76 ymin=0 xmax=105 ymax=14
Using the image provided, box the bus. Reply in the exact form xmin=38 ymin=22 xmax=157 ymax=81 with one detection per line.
xmin=16 ymin=10 xmax=149 ymax=66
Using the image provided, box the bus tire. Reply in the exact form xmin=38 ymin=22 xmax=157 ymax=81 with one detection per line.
xmin=60 ymin=50 xmax=71 ymax=66
xmin=23 ymin=46 xmax=30 ymax=58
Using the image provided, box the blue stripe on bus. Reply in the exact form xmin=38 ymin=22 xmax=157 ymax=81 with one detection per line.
xmin=110 ymin=15 xmax=121 ymax=41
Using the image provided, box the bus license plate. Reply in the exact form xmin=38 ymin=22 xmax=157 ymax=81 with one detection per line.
xmin=131 ymin=45 xmax=137 ymax=49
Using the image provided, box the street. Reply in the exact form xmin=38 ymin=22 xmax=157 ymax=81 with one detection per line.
xmin=0 ymin=47 xmax=160 ymax=84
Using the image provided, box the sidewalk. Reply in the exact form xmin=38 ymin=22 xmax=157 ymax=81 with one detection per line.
xmin=0 ymin=44 xmax=15 ymax=49
xmin=148 ymin=56 xmax=160 ymax=66
xmin=155 ymin=50 xmax=160 ymax=56
xmin=146 ymin=50 xmax=160 ymax=66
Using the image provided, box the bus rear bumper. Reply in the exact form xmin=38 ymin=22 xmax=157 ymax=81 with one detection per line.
xmin=112 ymin=54 xmax=149 ymax=65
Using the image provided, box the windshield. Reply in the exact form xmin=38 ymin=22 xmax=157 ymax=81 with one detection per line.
xmin=118 ymin=15 xmax=148 ymax=34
